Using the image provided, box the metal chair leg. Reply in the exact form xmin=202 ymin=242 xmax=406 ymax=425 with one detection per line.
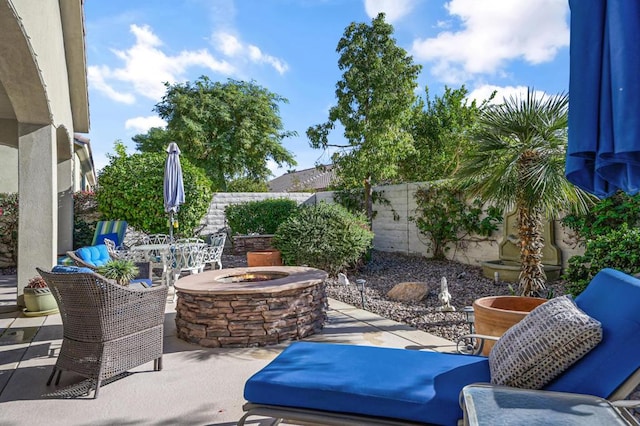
xmin=46 ymin=367 xmax=57 ymax=385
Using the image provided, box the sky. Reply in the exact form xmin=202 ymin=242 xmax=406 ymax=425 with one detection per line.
xmin=83 ymin=0 xmax=571 ymax=178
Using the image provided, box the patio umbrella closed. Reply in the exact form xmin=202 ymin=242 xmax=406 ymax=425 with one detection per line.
xmin=566 ymin=0 xmax=640 ymax=198
xmin=164 ymin=142 xmax=185 ymax=241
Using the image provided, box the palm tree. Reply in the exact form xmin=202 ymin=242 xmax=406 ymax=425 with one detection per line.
xmin=456 ymin=88 xmax=593 ymax=296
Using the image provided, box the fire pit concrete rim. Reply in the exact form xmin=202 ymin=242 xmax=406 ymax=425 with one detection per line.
xmin=174 ymin=266 xmax=328 ymax=295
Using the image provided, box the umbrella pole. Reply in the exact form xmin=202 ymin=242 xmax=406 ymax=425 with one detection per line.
xmin=169 ymin=211 xmax=174 ymax=242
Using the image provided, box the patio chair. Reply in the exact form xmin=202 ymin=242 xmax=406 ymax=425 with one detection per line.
xmin=103 ymin=238 xmax=147 ymax=262
xmin=165 ymin=242 xmax=206 ymax=301
xmin=91 ymin=220 xmax=128 ymax=248
xmin=199 ymin=232 xmax=226 ymax=271
xmin=239 ymin=268 xmax=640 ymax=426
xmin=37 ymin=266 xmax=168 ymax=398
xmin=67 ymin=244 xmax=153 ymax=287
xmin=139 ymin=234 xmax=172 ymax=282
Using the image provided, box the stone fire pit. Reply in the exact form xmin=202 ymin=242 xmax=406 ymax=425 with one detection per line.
xmin=174 ymin=266 xmax=328 ymax=347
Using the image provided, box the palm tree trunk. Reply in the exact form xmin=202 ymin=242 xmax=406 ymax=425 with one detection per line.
xmin=517 ymin=206 xmax=547 ymax=296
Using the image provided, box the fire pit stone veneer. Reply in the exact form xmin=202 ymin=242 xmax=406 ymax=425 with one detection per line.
xmin=174 ymin=266 xmax=328 ymax=348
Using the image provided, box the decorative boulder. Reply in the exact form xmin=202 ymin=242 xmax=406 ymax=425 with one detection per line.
xmin=387 ymin=282 xmax=430 ymax=302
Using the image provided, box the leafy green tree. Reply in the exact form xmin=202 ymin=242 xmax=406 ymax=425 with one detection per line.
xmin=456 ymin=89 xmax=593 ymax=296
xmin=307 ymin=13 xmax=421 ymax=223
xmin=401 ymin=86 xmax=491 ymax=182
xmin=132 ymin=127 xmax=173 ymax=154
xmin=153 ymin=76 xmax=296 ymax=191
xmin=96 ymin=141 xmax=212 ymax=235
xmin=226 ymin=177 xmax=269 ymax=193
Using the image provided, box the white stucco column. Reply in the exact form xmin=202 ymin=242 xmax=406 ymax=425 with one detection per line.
xmin=17 ymin=123 xmax=57 ymax=306
xmin=57 ymin=158 xmax=74 ymax=254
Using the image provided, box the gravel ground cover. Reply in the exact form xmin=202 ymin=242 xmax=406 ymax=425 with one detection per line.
xmin=223 ymin=249 xmax=568 ymax=342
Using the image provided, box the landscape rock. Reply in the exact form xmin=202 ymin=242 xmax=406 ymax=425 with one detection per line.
xmin=386 ymin=281 xmax=430 ymax=302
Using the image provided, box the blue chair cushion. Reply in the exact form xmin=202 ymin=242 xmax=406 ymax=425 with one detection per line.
xmin=545 ymin=268 xmax=640 ymax=398
xmin=244 ymin=341 xmax=490 ymax=426
xmin=56 ymin=255 xmax=74 ymax=266
xmin=76 ymin=244 xmax=111 ymax=267
xmin=52 ymin=265 xmax=94 ymax=274
xmin=95 ymin=232 xmax=120 ymax=247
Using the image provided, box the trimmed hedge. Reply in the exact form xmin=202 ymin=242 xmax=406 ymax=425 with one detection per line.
xmin=273 ymin=202 xmax=374 ymax=275
xmin=225 ymin=198 xmax=299 ymax=235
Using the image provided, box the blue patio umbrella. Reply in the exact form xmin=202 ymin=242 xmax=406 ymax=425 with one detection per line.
xmin=566 ymin=0 xmax=640 ymax=198
xmin=164 ymin=142 xmax=185 ymax=241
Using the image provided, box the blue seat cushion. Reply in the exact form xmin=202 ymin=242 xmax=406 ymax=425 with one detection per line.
xmin=244 ymin=341 xmax=490 ymax=426
xmin=76 ymin=244 xmax=111 ymax=267
xmin=51 ymin=265 xmax=94 ymax=274
xmin=545 ymin=268 xmax=640 ymax=398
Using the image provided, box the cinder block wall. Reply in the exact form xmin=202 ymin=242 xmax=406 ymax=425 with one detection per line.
xmin=198 ymin=192 xmax=314 ymax=236
xmin=306 ymin=183 xmax=583 ymax=269
xmin=199 ymin=185 xmax=584 ymax=270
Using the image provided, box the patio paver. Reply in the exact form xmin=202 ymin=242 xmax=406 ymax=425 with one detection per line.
xmin=0 ymin=273 xmax=455 ymax=425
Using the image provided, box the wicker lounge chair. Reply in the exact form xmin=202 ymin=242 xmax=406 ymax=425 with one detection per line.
xmin=239 ymin=268 xmax=640 ymax=425
xmin=37 ymin=267 xmax=168 ymax=398
xmin=67 ymin=244 xmax=153 ymax=286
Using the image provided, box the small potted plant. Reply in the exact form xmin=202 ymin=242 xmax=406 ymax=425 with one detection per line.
xmin=97 ymin=259 xmax=139 ymax=286
xmin=23 ymin=275 xmax=59 ymax=316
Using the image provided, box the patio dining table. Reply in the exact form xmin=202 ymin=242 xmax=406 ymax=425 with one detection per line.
xmin=130 ymin=243 xmax=173 ymax=286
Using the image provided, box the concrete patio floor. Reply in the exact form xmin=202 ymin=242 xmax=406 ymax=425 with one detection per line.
xmin=0 ymin=273 xmax=455 ymax=425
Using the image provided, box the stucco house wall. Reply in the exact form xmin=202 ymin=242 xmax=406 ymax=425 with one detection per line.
xmin=0 ymin=0 xmax=90 ymax=304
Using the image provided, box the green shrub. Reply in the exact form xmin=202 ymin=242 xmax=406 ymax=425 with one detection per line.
xmin=96 ymin=142 xmax=212 ymax=235
xmin=412 ymin=181 xmax=502 ymax=260
xmin=73 ymin=218 xmax=95 ymax=249
xmin=564 ymin=225 xmax=640 ymax=296
xmin=561 ymin=191 xmax=640 ymax=244
xmin=225 ymin=198 xmax=299 ymax=235
xmin=73 ymin=191 xmax=99 ymax=249
xmin=0 ymin=193 xmax=18 ymax=265
xmin=273 ymin=202 xmax=374 ymax=275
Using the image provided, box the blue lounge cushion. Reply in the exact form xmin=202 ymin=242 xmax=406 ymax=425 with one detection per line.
xmin=244 ymin=341 xmax=490 ymax=426
xmin=91 ymin=220 xmax=127 ymax=246
xmin=95 ymin=232 xmax=120 ymax=247
xmin=51 ymin=265 xmax=94 ymax=274
xmin=76 ymin=244 xmax=111 ymax=267
xmin=545 ymin=268 xmax=640 ymax=398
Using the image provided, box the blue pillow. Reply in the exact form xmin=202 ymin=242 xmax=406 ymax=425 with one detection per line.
xmin=95 ymin=232 xmax=120 ymax=246
xmin=77 ymin=244 xmax=111 ymax=266
xmin=52 ymin=265 xmax=94 ymax=274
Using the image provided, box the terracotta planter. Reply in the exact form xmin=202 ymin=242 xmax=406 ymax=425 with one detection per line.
xmin=473 ymin=295 xmax=547 ymax=355
xmin=247 ymin=249 xmax=283 ymax=267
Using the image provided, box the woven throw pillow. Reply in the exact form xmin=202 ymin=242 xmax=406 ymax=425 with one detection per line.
xmin=489 ymin=295 xmax=602 ymax=389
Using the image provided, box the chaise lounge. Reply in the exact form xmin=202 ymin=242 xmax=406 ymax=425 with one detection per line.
xmin=239 ymin=268 xmax=640 ymax=425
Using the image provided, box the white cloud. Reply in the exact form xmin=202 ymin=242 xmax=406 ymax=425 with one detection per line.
xmin=213 ymin=32 xmax=289 ymax=75
xmin=467 ymin=84 xmax=553 ymax=106
xmin=124 ymin=115 xmax=167 ymax=133
xmin=364 ymin=0 xmax=418 ymax=23
xmin=87 ymin=65 xmax=135 ymax=104
xmin=90 ymin=24 xmax=234 ymax=103
xmin=412 ymin=0 xmax=569 ymax=83
xmin=217 ymin=32 xmax=243 ymax=56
